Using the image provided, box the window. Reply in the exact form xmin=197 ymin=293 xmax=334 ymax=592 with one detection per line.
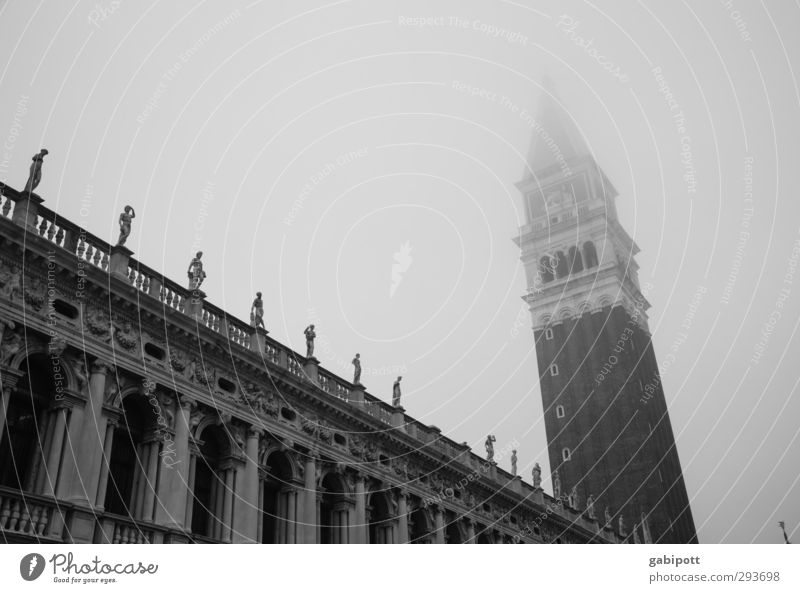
xmin=556 ymin=405 xmax=565 ymax=419
xmin=544 ymin=327 xmax=554 ymax=340
xmin=562 ymin=447 xmax=571 ymax=461
xmin=583 ymin=241 xmax=599 ymax=269
xmin=539 ymin=257 xmax=554 ymax=283
xmin=554 ymin=251 xmax=569 ymax=279
xmin=549 ymin=364 xmax=559 ymax=377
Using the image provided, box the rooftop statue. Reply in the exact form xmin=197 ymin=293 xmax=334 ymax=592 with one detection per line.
xmin=187 ymin=251 xmax=206 ymax=290
xmin=485 ymin=434 xmax=496 ymax=462
xmin=392 ymin=375 xmax=402 ymax=407
xmin=23 ymin=149 xmax=48 ymax=193
xmin=304 ymin=324 xmax=316 ymax=358
xmin=250 ymin=292 xmax=265 ymax=330
xmin=116 ymin=205 xmax=136 ymax=247
xmin=532 ymin=462 xmax=542 ymax=488
xmin=352 ymin=353 xmax=361 ymax=385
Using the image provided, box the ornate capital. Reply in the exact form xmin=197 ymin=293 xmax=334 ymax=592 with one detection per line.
xmin=90 ymin=357 xmax=113 ymax=376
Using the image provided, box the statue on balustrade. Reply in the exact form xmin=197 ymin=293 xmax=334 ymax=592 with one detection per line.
xmin=586 ymin=494 xmax=596 ymax=520
xmin=23 ymin=148 xmax=48 ymax=193
xmin=569 ymin=486 xmax=579 ymax=510
xmin=511 ymin=449 xmax=518 ymax=476
xmin=618 ymin=514 xmax=625 ymax=535
xmin=304 ymin=324 xmax=316 ymax=358
xmin=553 ymin=469 xmax=561 ymax=498
xmin=532 ymin=462 xmax=542 ymax=489
xmin=0 ymin=318 xmax=17 ymax=355
xmin=485 ymin=434 xmax=496 ymax=462
xmin=116 ymin=205 xmax=136 ymax=247
xmin=352 ymin=352 xmax=361 ymax=385
xmin=392 ymin=375 xmax=402 ymax=407
xmin=0 ymin=327 xmax=22 ymax=365
xmin=250 ymin=292 xmax=265 ymax=330
xmin=604 ymin=507 xmax=612 ymax=527
xmin=187 ymin=251 xmax=206 ymax=290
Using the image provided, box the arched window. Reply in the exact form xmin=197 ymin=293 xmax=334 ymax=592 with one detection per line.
xmin=568 ymin=246 xmax=584 ymax=274
xmin=544 ymin=327 xmax=554 ymax=340
xmin=409 ymin=507 xmax=433 ymax=544
xmin=320 ymin=473 xmax=349 ymax=544
xmin=190 ymin=425 xmax=231 ymax=540
xmin=562 ymin=447 xmax=571 ymax=462
xmin=556 ymin=405 xmax=565 ymax=419
xmin=105 ymin=392 xmax=160 ymax=519
xmin=261 ymin=451 xmax=295 ymax=543
xmin=368 ymin=491 xmax=394 ymax=544
xmin=0 ymin=354 xmax=53 ymax=493
xmin=549 ymin=364 xmax=559 ymax=377
xmin=554 ymin=251 xmax=569 ymax=279
xmin=539 ymin=257 xmax=554 ymax=284
xmin=583 ymin=241 xmax=599 ymax=269
xmin=445 ymin=512 xmax=463 ymax=544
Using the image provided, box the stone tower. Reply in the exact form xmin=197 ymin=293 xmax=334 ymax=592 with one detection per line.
xmin=514 ymin=86 xmax=698 ymax=544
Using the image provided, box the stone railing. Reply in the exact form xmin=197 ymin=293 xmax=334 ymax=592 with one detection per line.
xmin=95 ymin=512 xmax=172 ymax=544
xmin=318 ymin=369 xmax=351 ymax=402
xmin=0 ymin=485 xmax=65 ymax=541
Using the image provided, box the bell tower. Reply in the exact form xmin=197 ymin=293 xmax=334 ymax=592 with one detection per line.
xmin=514 ymin=85 xmax=697 ymax=543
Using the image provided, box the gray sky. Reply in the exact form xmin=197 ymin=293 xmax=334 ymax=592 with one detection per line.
xmin=1 ymin=0 xmax=799 ymax=544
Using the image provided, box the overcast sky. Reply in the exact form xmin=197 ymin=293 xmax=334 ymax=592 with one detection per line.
xmin=1 ymin=0 xmax=799 ymax=544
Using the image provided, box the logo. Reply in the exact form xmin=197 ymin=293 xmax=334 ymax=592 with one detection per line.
xmin=20 ymin=553 xmax=45 ymax=581
xmin=390 ymin=241 xmax=414 ymax=298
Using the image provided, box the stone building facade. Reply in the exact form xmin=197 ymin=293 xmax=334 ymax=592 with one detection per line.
xmin=0 ymin=179 xmax=616 ymax=544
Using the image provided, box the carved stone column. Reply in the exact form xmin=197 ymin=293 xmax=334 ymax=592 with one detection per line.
xmin=54 ymin=389 xmax=89 ymax=501
xmin=466 ymin=518 xmax=476 ymax=544
xmin=0 ymin=367 xmax=23 ymax=449
xmin=42 ymin=406 xmax=69 ymax=497
xmin=65 ymin=359 xmax=110 ymax=507
xmin=94 ymin=418 xmax=117 ymax=509
xmin=154 ymin=396 xmax=193 ymax=530
xmin=397 ymin=490 xmax=409 ymax=543
xmin=302 ymin=454 xmax=317 ymax=543
xmin=232 ymin=427 xmax=261 ymax=543
xmin=434 ymin=506 xmax=445 ymax=544
xmin=353 ymin=474 xmax=367 ymax=544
